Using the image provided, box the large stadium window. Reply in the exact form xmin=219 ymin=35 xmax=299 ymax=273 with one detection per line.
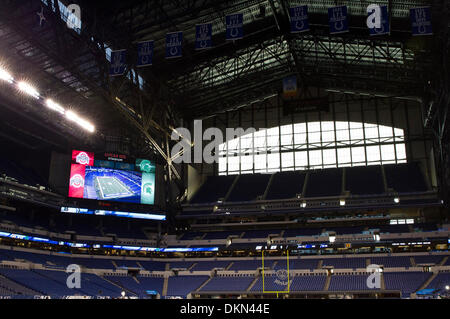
xmin=218 ymin=121 xmax=407 ymax=176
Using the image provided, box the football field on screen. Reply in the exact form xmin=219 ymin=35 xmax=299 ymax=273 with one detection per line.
xmin=95 ymin=176 xmax=134 ymax=199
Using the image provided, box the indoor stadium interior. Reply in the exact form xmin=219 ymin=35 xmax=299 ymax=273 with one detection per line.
xmin=0 ymin=0 xmax=449 ymax=303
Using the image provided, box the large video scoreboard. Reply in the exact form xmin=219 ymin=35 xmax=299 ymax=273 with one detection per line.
xmin=68 ymin=150 xmax=156 ymax=205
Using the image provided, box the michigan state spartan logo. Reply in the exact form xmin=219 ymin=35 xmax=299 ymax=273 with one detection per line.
xmin=142 ymin=183 xmax=153 ymax=195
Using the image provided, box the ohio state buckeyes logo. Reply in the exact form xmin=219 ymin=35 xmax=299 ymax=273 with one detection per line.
xmin=76 ymin=152 xmax=90 ymax=165
xmin=70 ymin=174 xmax=85 ymax=188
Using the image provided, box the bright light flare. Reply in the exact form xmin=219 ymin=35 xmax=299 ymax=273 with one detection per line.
xmin=394 ymin=197 xmax=400 ymax=204
xmin=46 ymin=99 xmax=65 ymax=115
xmin=66 ymin=110 xmax=95 ymax=133
xmin=0 ymin=68 xmax=13 ymax=83
xmin=18 ymin=81 xmax=40 ymax=99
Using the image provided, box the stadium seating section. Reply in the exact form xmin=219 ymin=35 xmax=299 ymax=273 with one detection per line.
xmin=189 ymin=176 xmax=236 ymax=204
xmin=0 ymin=247 xmax=449 ymax=298
xmin=384 ymin=163 xmax=427 ymax=193
xmin=265 ymin=171 xmax=306 ymax=200
xmin=0 ymin=209 xmax=152 ymax=240
xmin=176 ymin=222 xmax=432 ymax=242
xmin=189 ymin=163 xmax=429 ymax=204
xmin=227 ymin=174 xmax=272 ymax=202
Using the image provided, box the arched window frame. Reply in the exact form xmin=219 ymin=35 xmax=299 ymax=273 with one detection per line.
xmin=218 ymin=121 xmax=407 ymax=176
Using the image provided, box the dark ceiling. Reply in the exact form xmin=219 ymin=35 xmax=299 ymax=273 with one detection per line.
xmin=0 ymin=0 xmax=443 ymax=166
xmin=78 ymin=0 xmax=435 ymax=120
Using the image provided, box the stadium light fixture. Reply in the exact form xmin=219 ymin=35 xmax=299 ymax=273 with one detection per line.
xmin=0 ymin=60 xmax=96 ymax=134
xmin=394 ymin=197 xmax=400 ymax=204
xmin=65 ymin=110 xmax=95 ymax=133
xmin=339 ymin=199 xmax=346 ymax=206
xmin=18 ymin=81 xmax=40 ymax=99
xmin=0 ymin=68 xmax=13 ymax=83
xmin=46 ymin=99 xmax=66 ymax=115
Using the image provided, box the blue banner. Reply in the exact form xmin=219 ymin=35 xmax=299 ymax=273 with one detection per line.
xmin=109 ymin=50 xmax=127 ymax=76
xmin=195 ymin=23 xmax=213 ymax=50
xmin=137 ymin=40 xmax=154 ymax=67
xmin=328 ymin=6 xmax=349 ymax=34
xmin=369 ymin=5 xmax=390 ymax=36
xmin=289 ymin=6 xmax=309 ymax=33
xmin=283 ymin=76 xmax=298 ymax=98
xmin=410 ymin=7 xmax=432 ymax=36
xmin=226 ymin=13 xmax=243 ymax=40
xmin=166 ymin=32 xmax=183 ymax=59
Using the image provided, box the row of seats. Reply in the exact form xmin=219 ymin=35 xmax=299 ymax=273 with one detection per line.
xmin=0 ymin=158 xmax=48 ymax=188
xmin=179 ymin=223 xmax=438 ymax=240
xmin=0 ymin=268 xmax=123 ymax=297
xmin=199 ymin=271 xmax=447 ymax=297
xmin=0 ymin=264 xmax=448 ymax=298
xmin=1 ymin=249 xmax=447 ymax=271
xmin=0 ymin=269 xmax=446 ymax=298
xmin=190 ymin=163 xmax=428 ymax=203
xmin=0 ymin=210 xmax=150 ymax=240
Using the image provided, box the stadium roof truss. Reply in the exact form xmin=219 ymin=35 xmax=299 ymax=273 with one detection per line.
xmin=0 ymin=0 xmax=447 ymax=195
xmin=98 ymin=0 xmax=434 ymax=119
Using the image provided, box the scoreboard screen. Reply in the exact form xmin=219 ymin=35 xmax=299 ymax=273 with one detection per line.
xmin=68 ymin=150 xmax=156 ymax=205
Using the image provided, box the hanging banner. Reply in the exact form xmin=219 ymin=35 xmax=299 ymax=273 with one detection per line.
xmin=410 ymin=7 xmax=433 ymax=36
xmin=226 ymin=13 xmax=243 ymax=40
xmin=137 ymin=40 xmax=154 ymax=67
xmin=328 ymin=6 xmax=349 ymax=34
xmin=282 ymin=76 xmax=298 ymax=99
xmin=289 ymin=6 xmax=310 ymax=33
xmin=369 ymin=5 xmax=390 ymax=36
xmin=195 ymin=23 xmax=213 ymax=50
xmin=166 ymin=32 xmax=183 ymax=59
xmin=109 ymin=50 xmax=127 ymax=76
